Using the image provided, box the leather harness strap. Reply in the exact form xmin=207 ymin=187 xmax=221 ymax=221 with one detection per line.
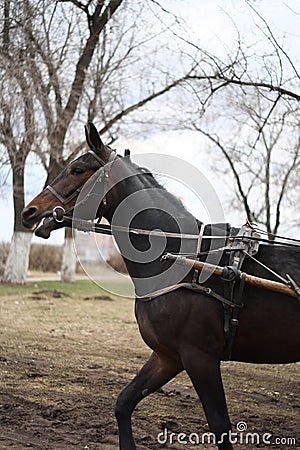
xmin=192 ymin=223 xmax=205 ymax=284
xmin=136 ymin=282 xmax=239 ymax=307
xmin=221 ymin=265 xmax=246 ymax=361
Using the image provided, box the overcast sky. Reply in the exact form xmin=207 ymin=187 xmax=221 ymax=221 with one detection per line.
xmin=0 ymin=0 xmax=299 ymax=244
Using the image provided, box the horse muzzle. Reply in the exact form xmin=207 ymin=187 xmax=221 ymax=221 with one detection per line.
xmin=21 ymin=206 xmax=66 ymax=239
xmin=22 ymin=206 xmax=44 ymax=230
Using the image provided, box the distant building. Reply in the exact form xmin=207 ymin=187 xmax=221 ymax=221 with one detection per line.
xmin=74 ymin=219 xmax=116 ymax=263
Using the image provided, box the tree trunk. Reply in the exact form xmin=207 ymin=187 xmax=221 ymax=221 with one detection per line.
xmin=60 ymin=228 xmax=77 ymax=283
xmin=2 ymin=231 xmax=32 ymax=284
xmin=3 ymin=162 xmax=32 ymax=284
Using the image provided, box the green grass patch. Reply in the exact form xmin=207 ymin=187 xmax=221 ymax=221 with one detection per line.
xmin=0 ymin=279 xmax=105 ymax=297
xmin=0 ymin=278 xmax=134 ymax=298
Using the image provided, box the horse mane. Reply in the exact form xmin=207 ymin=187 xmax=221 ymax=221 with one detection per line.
xmin=124 ymin=157 xmax=200 ymax=223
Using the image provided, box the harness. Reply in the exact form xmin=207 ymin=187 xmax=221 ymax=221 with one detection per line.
xmin=45 ymin=149 xmax=300 ymax=361
xmin=137 ymin=222 xmax=261 ymax=361
xmin=221 ymin=223 xmax=260 ymax=360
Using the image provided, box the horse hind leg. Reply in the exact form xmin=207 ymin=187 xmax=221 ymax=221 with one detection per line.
xmin=115 ymin=351 xmax=182 ymax=450
xmin=181 ymin=348 xmax=233 ymax=450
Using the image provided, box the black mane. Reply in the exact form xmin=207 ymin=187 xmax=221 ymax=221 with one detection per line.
xmin=123 ymin=157 xmax=199 ymax=223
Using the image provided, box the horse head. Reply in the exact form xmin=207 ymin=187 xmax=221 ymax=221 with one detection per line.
xmin=21 ymin=122 xmax=118 ymax=238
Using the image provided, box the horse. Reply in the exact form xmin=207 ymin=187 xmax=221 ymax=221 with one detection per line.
xmin=22 ymin=122 xmax=300 ymax=450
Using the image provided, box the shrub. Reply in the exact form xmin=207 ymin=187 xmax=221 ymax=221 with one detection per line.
xmin=0 ymin=242 xmax=10 ymax=276
xmin=107 ymin=252 xmax=128 ymax=274
xmin=29 ymin=244 xmax=63 ymax=273
xmin=0 ymin=242 xmax=63 ymax=274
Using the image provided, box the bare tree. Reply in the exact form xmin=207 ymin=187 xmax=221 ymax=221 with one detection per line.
xmin=0 ymin=0 xmax=194 ymax=283
xmin=0 ymin=0 xmax=37 ymax=283
xmin=177 ymin=1 xmax=300 ymax=237
xmin=193 ymin=91 xmax=300 ymax=237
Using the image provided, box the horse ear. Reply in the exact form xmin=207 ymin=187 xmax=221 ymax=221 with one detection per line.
xmin=85 ymin=122 xmax=105 ymax=153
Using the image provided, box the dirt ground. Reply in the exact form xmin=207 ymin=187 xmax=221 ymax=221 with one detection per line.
xmin=0 ymin=281 xmax=299 ymax=450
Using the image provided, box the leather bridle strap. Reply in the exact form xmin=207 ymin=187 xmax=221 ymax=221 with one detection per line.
xmin=46 ymin=185 xmax=82 ymax=205
xmin=46 ymin=149 xmax=117 ymax=208
xmin=87 ymin=150 xmax=108 ymax=166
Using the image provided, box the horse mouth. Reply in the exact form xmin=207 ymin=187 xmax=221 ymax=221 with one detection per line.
xmin=22 ymin=208 xmax=68 ymax=239
xmin=35 ymin=216 xmax=66 ymax=239
xmin=29 ymin=216 xmax=49 ymax=231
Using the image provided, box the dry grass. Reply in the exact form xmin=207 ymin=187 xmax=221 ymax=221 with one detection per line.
xmin=0 ymin=280 xmax=299 ymax=449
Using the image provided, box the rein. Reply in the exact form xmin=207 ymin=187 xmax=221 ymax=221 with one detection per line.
xmin=53 ymin=213 xmax=300 ymax=249
xmin=46 ymin=150 xmax=300 ymax=250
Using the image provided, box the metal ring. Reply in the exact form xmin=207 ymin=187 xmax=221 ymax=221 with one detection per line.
xmin=52 ymin=206 xmax=65 ymax=223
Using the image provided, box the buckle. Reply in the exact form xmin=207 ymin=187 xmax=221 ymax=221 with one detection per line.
xmin=53 ymin=206 xmax=65 ymax=222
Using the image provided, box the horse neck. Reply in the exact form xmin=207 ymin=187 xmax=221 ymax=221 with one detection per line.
xmin=104 ymin=168 xmax=200 ymax=296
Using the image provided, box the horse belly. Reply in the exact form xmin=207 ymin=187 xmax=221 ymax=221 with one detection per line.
xmin=135 ymin=292 xmax=225 ymax=359
xmin=232 ymin=287 xmax=300 ymax=364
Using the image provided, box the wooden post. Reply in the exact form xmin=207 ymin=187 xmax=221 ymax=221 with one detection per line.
xmin=163 ymin=253 xmax=298 ymax=299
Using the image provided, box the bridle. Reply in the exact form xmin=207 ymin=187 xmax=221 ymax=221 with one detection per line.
xmin=45 ymin=149 xmax=117 ymax=222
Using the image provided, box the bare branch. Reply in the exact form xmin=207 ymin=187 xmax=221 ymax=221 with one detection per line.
xmin=99 ymin=75 xmax=191 ymax=135
xmin=193 ymin=126 xmax=254 ymax=221
xmin=274 ymin=142 xmax=300 ymax=234
xmin=245 ymin=0 xmax=300 ymax=80
xmin=59 ymin=0 xmax=123 ymax=135
xmin=187 ymin=74 xmax=300 ymax=101
xmin=251 ymin=93 xmax=281 ymax=149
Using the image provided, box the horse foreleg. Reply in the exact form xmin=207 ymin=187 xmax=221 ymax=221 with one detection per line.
xmin=181 ymin=349 xmax=233 ymax=450
xmin=115 ymin=351 xmax=182 ymax=450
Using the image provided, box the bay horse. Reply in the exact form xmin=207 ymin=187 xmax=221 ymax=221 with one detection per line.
xmin=22 ymin=123 xmax=300 ymax=450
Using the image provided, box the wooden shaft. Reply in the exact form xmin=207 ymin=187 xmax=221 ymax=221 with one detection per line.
xmin=164 ymin=254 xmax=298 ymax=299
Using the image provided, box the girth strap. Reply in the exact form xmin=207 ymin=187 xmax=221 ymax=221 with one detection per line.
xmin=136 ymin=282 xmax=239 ymax=308
xmin=222 ymin=267 xmax=246 ymax=360
xmin=221 ymin=257 xmax=247 ymax=360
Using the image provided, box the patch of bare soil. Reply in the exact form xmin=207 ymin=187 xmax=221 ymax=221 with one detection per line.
xmin=0 ymin=289 xmax=299 ymax=449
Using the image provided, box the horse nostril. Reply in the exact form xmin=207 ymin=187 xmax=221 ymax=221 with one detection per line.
xmin=22 ymin=206 xmax=38 ymax=222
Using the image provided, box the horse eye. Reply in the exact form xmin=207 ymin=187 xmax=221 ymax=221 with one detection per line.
xmin=71 ymin=167 xmax=85 ymax=175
